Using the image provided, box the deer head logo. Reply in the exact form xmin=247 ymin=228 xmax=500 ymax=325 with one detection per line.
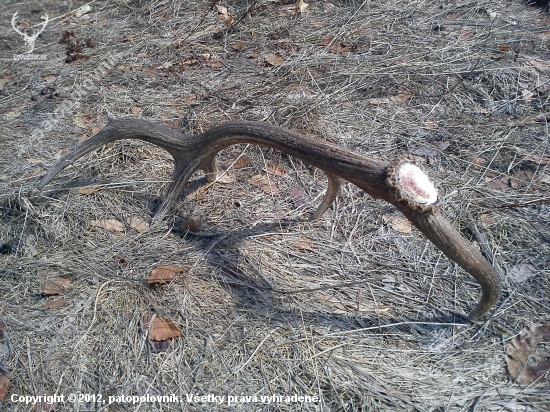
xmin=11 ymin=11 xmax=49 ymax=54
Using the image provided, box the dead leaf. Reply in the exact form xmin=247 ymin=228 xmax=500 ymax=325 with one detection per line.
xmin=209 ymin=61 xmax=223 ymax=69
xmin=478 ymin=213 xmax=497 ymax=229
xmin=43 ymin=277 xmax=71 ymax=295
xmin=510 ymin=170 xmax=535 ymax=189
xmin=330 ymin=43 xmax=350 ymax=53
xmin=149 ymin=265 xmax=184 ymax=285
xmin=292 ymin=236 xmax=313 ymax=250
xmin=77 ymin=186 xmax=99 ymax=195
xmin=458 ymin=31 xmax=474 ymax=41
xmin=509 ymin=263 xmax=537 ymax=283
xmin=183 ymin=94 xmax=197 ymax=102
xmin=126 ymin=216 xmax=149 ymax=233
xmin=424 ymin=120 xmax=439 ymax=129
xmin=232 ymin=42 xmax=246 ymax=51
xmin=231 ymin=156 xmax=251 ymax=169
xmin=144 ymin=316 xmax=182 ymax=341
xmin=289 ymin=186 xmax=307 ymax=208
xmin=0 ymin=372 xmax=9 ymax=401
xmin=265 ymin=54 xmax=285 ymax=67
xmin=266 ymin=165 xmax=286 ymax=176
xmin=294 ymin=0 xmax=309 ymax=14
xmin=473 ymin=104 xmax=490 ymax=114
xmin=499 ymin=44 xmax=511 ymax=52
xmin=248 ymin=175 xmax=280 ymax=195
xmin=44 ymin=297 xmax=67 ymax=309
xmin=131 ymin=106 xmax=142 ymax=114
xmin=393 ymin=92 xmax=413 ymax=103
xmin=472 ymin=157 xmax=485 ymax=167
xmin=318 ymin=36 xmax=334 ymax=46
xmin=446 ymin=12 xmax=460 ymax=20
xmin=88 ymin=219 xmax=125 ymax=232
xmin=514 ymin=147 xmax=550 ymax=166
xmin=185 ymin=185 xmax=208 ymax=200
xmin=383 ymin=215 xmax=412 ymax=234
xmin=215 ymin=5 xmax=236 ymax=27
xmin=488 ymin=178 xmax=509 ymax=190
xmin=506 ymin=324 xmax=550 ymax=385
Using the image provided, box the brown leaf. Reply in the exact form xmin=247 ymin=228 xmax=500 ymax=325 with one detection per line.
xmin=289 ymin=185 xmax=307 ymax=209
xmin=265 ymin=54 xmax=285 ymax=66
xmin=126 ymin=216 xmax=149 ymax=233
xmin=184 ymin=94 xmax=197 ymax=102
xmin=424 ymin=120 xmax=439 ymax=129
xmin=215 ymin=5 xmax=236 ymax=27
xmin=330 ymin=43 xmax=350 ymax=53
xmin=209 ymin=61 xmax=223 ymax=69
xmin=446 ymin=12 xmax=460 ymax=20
xmin=232 ymin=156 xmax=251 ymax=169
xmin=292 ymin=236 xmax=313 ymax=251
xmin=130 ymin=106 xmax=142 ymax=114
xmin=0 ymin=372 xmax=9 ymax=401
xmin=43 ymin=277 xmax=71 ymax=295
xmin=393 ymin=92 xmax=413 ymax=103
xmin=509 ymin=263 xmax=537 ymax=283
xmin=248 ymin=175 xmax=280 ymax=195
xmin=318 ymin=36 xmax=334 ymax=46
xmin=294 ymin=0 xmax=309 ymax=14
xmin=88 ymin=219 xmax=125 ymax=232
xmin=383 ymin=215 xmax=412 ymax=234
xmin=77 ymin=186 xmax=99 ymax=195
xmin=44 ymin=297 xmax=67 ymax=309
xmin=472 ymin=157 xmax=485 ymax=168
xmin=473 ymin=104 xmax=490 ymax=114
xmin=266 ymin=165 xmax=286 ymax=176
xmin=149 ymin=265 xmax=184 ymax=285
xmin=232 ymin=42 xmax=246 ymax=51
xmin=488 ymin=178 xmax=509 ymax=190
xmin=458 ymin=31 xmax=474 ymax=41
xmin=506 ymin=324 xmax=550 ymax=385
xmin=499 ymin=44 xmax=511 ymax=52
xmin=144 ymin=316 xmax=182 ymax=341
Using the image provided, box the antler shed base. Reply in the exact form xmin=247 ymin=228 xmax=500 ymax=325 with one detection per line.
xmin=38 ymin=118 xmax=501 ymax=321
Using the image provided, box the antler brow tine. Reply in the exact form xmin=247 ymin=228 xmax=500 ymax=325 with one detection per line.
xmin=37 ymin=118 xmax=501 ymax=321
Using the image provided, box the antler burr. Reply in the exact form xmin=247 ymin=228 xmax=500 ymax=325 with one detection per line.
xmin=38 ymin=118 xmax=501 ymax=321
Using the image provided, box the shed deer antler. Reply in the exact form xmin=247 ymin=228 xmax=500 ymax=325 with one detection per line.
xmin=38 ymin=119 xmax=501 ymax=321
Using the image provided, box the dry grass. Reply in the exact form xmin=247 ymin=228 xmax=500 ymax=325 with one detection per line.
xmin=1 ymin=0 xmax=549 ymax=410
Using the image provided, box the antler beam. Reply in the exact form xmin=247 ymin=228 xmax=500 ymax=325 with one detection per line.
xmin=38 ymin=119 xmax=501 ymax=321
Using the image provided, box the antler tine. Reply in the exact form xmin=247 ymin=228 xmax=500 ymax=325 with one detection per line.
xmin=38 ymin=118 xmax=502 ymax=321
